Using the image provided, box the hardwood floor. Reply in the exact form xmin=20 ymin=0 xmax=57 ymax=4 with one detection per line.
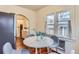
xmin=16 ymin=37 xmax=36 ymax=54
xmin=16 ymin=37 xmax=48 ymax=54
xmin=16 ymin=37 xmax=27 ymax=49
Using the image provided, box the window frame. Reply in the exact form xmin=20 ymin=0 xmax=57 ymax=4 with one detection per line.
xmin=57 ymin=11 xmax=71 ymax=37
xmin=45 ymin=13 xmax=55 ymax=35
xmin=45 ymin=10 xmax=71 ymax=39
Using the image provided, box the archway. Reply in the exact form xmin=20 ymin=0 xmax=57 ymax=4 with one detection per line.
xmin=16 ymin=14 xmax=30 ymax=50
xmin=16 ymin=14 xmax=30 ymax=38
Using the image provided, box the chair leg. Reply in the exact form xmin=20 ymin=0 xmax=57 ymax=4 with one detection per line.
xmin=47 ymin=48 xmax=51 ymax=53
xmin=51 ymin=49 xmax=60 ymax=54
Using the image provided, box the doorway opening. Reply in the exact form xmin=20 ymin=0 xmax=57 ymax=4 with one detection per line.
xmin=16 ymin=14 xmax=30 ymax=50
xmin=16 ymin=14 xmax=30 ymax=38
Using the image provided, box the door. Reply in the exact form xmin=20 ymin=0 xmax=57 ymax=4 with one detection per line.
xmin=0 ymin=12 xmax=15 ymax=54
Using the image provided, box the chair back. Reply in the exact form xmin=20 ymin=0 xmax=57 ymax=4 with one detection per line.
xmin=49 ymin=35 xmax=59 ymax=47
xmin=3 ymin=42 xmax=14 ymax=54
xmin=51 ymin=35 xmax=59 ymax=44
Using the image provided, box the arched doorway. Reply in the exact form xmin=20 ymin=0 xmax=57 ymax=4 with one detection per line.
xmin=16 ymin=14 xmax=30 ymax=38
xmin=16 ymin=14 xmax=30 ymax=50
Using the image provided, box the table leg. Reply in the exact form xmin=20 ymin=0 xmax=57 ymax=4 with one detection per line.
xmin=39 ymin=48 xmax=41 ymax=54
xmin=35 ymin=48 xmax=38 ymax=54
xmin=47 ymin=47 xmax=50 ymax=53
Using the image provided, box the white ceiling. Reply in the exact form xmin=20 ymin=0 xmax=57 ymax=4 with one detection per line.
xmin=18 ymin=5 xmax=47 ymax=11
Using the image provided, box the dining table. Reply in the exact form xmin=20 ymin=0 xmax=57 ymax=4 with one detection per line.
xmin=23 ymin=35 xmax=54 ymax=54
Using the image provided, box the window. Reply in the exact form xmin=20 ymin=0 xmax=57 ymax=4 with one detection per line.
xmin=58 ymin=11 xmax=70 ymax=37
xmin=45 ymin=11 xmax=71 ymax=37
xmin=45 ymin=14 xmax=54 ymax=35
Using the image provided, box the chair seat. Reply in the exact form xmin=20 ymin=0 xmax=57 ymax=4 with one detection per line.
xmin=3 ymin=42 xmax=30 ymax=54
xmin=49 ymin=42 xmax=58 ymax=48
xmin=12 ymin=49 xmax=30 ymax=54
xmin=3 ymin=42 xmax=14 ymax=54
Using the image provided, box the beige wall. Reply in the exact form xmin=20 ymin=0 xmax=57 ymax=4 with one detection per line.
xmin=36 ymin=6 xmax=75 ymax=33
xmin=36 ymin=5 xmax=79 ymax=53
xmin=72 ymin=6 xmax=79 ymax=53
xmin=0 ymin=5 xmax=79 ymax=53
xmin=0 ymin=5 xmax=37 ymax=34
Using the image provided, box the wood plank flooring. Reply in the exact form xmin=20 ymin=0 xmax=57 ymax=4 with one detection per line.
xmin=16 ymin=37 xmax=48 ymax=54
